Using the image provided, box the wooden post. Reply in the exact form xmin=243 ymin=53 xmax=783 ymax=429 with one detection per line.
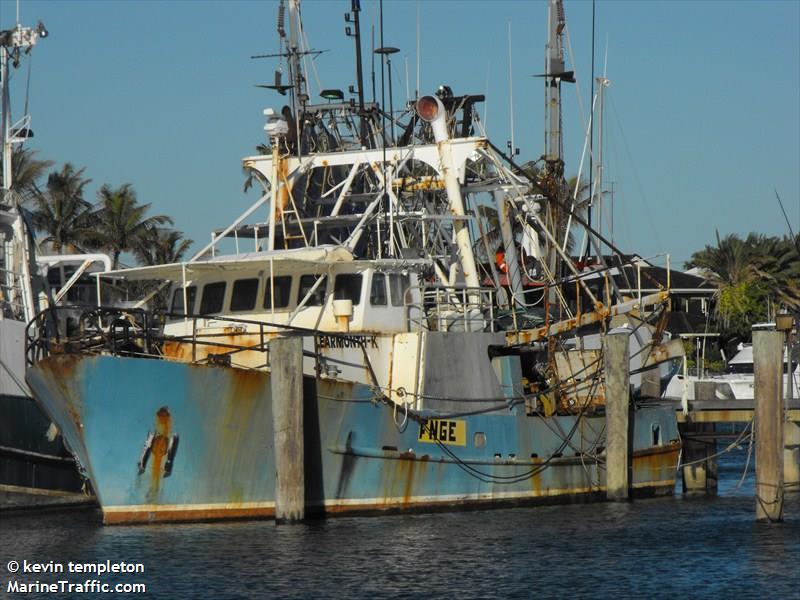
xmin=784 ymin=421 xmax=800 ymax=489
xmin=271 ymin=336 xmax=305 ymax=523
xmin=604 ymin=331 xmax=630 ymax=501
xmin=681 ymin=382 xmax=718 ymax=494
xmin=754 ymin=330 xmax=784 ymax=522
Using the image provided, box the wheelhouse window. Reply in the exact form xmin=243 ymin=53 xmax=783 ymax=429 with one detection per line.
xmin=297 ymin=275 xmax=326 ymax=307
xmin=370 ymin=273 xmax=387 ymax=306
xmin=334 ymin=274 xmax=363 ymax=305
xmin=171 ymin=285 xmax=196 ymax=314
xmin=264 ymin=276 xmax=292 ymax=310
xmin=47 ymin=268 xmax=62 ymax=286
xmin=230 ymin=278 xmax=259 ymax=312
xmin=199 ymin=281 xmax=226 ymax=314
xmin=389 ymin=274 xmax=411 ymax=306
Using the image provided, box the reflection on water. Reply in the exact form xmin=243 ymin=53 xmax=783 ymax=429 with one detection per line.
xmin=2 ymin=451 xmax=798 ymax=599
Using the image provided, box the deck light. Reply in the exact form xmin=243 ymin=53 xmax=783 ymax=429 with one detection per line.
xmin=320 ymin=89 xmax=344 ymax=101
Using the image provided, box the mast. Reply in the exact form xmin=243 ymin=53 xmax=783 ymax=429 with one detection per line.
xmin=544 ymin=0 xmax=570 ymax=168
xmin=349 ymin=0 xmax=367 ymax=147
xmin=0 ymin=20 xmax=48 ymax=323
xmin=286 ymin=0 xmax=306 ymax=156
xmin=593 ymin=75 xmax=610 ymax=256
xmin=542 ymin=0 xmax=573 ymax=300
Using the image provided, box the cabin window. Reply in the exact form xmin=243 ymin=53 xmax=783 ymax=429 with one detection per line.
xmin=47 ymin=268 xmax=62 ymax=286
xmin=66 ymin=284 xmax=92 ymax=304
xmin=298 ymin=274 xmax=326 ymax=307
xmin=389 ymin=274 xmax=411 ymax=306
xmin=370 ymin=273 xmax=387 ymax=306
xmin=230 ymin=278 xmax=259 ymax=312
xmin=171 ymin=285 xmax=196 ymax=314
xmin=334 ymin=274 xmax=363 ymax=305
xmin=263 ymin=275 xmax=292 ymax=310
xmin=199 ymin=281 xmax=226 ymax=314
xmin=651 ymin=424 xmax=662 ymax=446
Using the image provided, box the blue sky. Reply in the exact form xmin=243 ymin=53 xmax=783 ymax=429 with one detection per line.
xmin=4 ymin=0 xmax=798 ymax=266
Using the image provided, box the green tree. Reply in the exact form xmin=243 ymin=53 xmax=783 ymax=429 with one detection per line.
xmin=7 ymin=147 xmax=54 ymax=204
xmin=87 ymin=184 xmax=172 ymax=269
xmin=134 ymin=228 xmax=193 ymax=266
xmin=242 ymin=143 xmax=269 ymax=193
xmin=686 ymin=231 xmax=800 ymax=343
xmin=29 ymin=163 xmax=95 ymax=253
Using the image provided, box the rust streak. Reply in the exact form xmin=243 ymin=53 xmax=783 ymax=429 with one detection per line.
xmin=148 ymin=407 xmax=172 ymax=500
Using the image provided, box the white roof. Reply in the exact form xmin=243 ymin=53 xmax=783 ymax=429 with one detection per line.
xmin=98 ymin=246 xmax=431 ymax=282
xmin=100 ymin=245 xmax=355 ymax=281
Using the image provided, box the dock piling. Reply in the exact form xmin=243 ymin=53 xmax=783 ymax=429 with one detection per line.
xmin=271 ymin=335 xmax=305 ymax=523
xmin=754 ymin=330 xmax=784 ymax=522
xmin=681 ymin=382 xmax=718 ymax=495
xmin=785 ymin=421 xmax=800 ymax=489
xmin=604 ymin=331 xmax=631 ymax=501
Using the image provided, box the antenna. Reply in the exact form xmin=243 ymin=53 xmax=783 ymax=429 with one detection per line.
xmin=483 ymin=61 xmax=490 ymax=128
xmin=404 ymin=55 xmax=409 ymax=104
xmin=346 ymin=0 xmax=367 ymax=146
xmin=585 ymin=0 xmax=595 ymax=256
xmin=507 ymin=22 xmax=518 ymax=158
xmin=370 ymin=21 xmax=376 ymax=105
xmin=775 ymin=189 xmax=800 ymax=255
xmin=416 ymin=0 xmax=420 ymax=99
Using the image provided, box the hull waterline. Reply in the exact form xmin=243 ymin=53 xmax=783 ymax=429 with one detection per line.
xmin=28 ymin=354 xmax=680 ymax=525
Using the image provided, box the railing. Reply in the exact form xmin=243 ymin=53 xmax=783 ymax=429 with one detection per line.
xmin=409 ymin=284 xmax=497 ymax=332
xmin=25 ymin=305 xmax=363 ymax=371
xmin=0 ymin=266 xmax=27 ymax=320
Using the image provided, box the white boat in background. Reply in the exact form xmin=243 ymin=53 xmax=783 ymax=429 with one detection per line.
xmin=664 ymin=336 xmax=799 ymax=402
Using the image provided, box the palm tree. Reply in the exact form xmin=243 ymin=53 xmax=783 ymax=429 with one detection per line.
xmin=242 ymin=143 xmax=270 ymax=193
xmin=29 ymin=163 xmax=95 ymax=253
xmin=134 ymin=228 xmax=193 ymax=266
xmin=750 ymin=234 xmax=800 ymax=312
xmin=685 ymin=231 xmax=800 ymax=342
xmin=87 ymin=184 xmax=173 ymax=269
xmin=7 ymin=148 xmax=54 ymax=204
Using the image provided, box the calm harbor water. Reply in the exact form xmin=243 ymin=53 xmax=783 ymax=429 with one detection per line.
xmin=2 ymin=451 xmax=799 ymax=599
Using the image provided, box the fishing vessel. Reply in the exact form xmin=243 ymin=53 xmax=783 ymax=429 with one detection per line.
xmin=0 ymin=18 xmax=113 ymax=508
xmin=25 ymin=0 xmax=683 ymax=524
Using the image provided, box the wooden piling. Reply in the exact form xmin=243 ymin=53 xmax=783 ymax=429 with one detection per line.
xmin=784 ymin=421 xmax=800 ymax=489
xmin=754 ymin=330 xmax=784 ymax=522
xmin=271 ymin=335 xmax=305 ymax=523
xmin=681 ymin=382 xmax=718 ymax=495
xmin=604 ymin=331 xmax=630 ymax=501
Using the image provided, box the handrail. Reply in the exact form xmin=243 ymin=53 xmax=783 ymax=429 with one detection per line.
xmin=24 ymin=305 xmax=389 ymax=369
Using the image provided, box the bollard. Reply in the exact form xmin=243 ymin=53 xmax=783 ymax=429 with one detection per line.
xmin=271 ymin=336 xmax=305 ymax=523
xmin=604 ymin=331 xmax=631 ymax=501
xmin=754 ymin=330 xmax=784 ymax=522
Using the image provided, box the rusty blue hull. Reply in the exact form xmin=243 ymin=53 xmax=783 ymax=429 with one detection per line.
xmin=27 ymin=354 xmax=680 ymax=524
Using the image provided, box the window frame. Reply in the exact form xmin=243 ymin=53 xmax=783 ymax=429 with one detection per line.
xmin=370 ymin=272 xmax=388 ymax=306
xmin=297 ymin=274 xmax=327 ymax=307
xmin=333 ymin=273 xmax=363 ymax=306
xmin=263 ymin=275 xmax=293 ymax=311
xmin=199 ymin=281 xmax=227 ymax=315
xmin=230 ymin=278 xmax=260 ymax=312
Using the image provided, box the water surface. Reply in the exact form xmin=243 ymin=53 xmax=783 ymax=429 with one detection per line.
xmin=2 ymin=452 xmax=798 ymax=599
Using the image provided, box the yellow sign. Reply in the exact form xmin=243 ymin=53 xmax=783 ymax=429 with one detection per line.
xmin=418 ymin=419 xmax=466 ymax=446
